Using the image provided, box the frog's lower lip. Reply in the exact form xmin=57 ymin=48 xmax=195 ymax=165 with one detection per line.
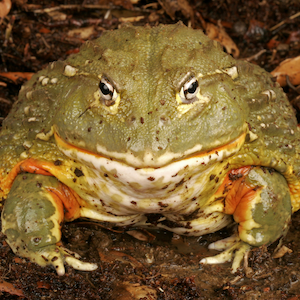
xmin=54 ymin=131 xmax=247 ymax=170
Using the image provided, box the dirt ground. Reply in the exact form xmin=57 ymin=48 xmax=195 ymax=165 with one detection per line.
xmin=1 ymin=0 xmax=300 ymax=299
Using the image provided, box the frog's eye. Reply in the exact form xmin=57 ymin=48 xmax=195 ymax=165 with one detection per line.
xmin=176 ymin=75 xmax=210 ymax=116
xmin=179 ymin=77 xmax=200 ymax=104
xmin=99 ymin=77 xmax=118 ymax=106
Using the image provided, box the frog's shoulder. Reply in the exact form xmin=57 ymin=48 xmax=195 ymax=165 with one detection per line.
xmin=234 ymin=60 xmax=300 ymax=179
xmin=0 ymin=61 xmax=70 ymax=171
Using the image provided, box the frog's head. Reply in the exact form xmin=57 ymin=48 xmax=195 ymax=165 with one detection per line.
xmin=54 ymin=23 xmax=249 ymax=168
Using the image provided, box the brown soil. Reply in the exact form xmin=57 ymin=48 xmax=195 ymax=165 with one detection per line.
xmin=1 ymin=1 xmax=300 ymax=299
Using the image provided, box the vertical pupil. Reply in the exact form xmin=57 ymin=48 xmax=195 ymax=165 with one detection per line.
xmin=100 ymin=82 xmax=111 ymax=95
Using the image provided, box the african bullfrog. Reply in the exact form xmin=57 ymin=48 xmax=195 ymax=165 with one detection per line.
xmin=0 ymin=23 xmax=299 ymax=275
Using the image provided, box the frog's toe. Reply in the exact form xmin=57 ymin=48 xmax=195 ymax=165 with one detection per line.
xmin=56 ymin=246 xmax=97 ymax=275
xmin=208 ymin=233 xmax=240 ymax=251
xmin=39 ymin=245 xmax=98 ymax=275
xmin=65 ymin=256 xmax=98 ymax=272
xmin=61 ymin=246 xmax=98 ymax=272
xmin=32 ymin=245 xmax=66 ymax=275
xmin=200 ymin=239 xmax=251 ymax=273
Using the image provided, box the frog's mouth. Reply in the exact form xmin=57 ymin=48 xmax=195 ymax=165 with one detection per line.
xmin=54 ymin=130 xmax=247 ymax=171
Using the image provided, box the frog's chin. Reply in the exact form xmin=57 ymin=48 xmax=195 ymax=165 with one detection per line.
xmin=54 ymin=130 xmax=247 ymax=170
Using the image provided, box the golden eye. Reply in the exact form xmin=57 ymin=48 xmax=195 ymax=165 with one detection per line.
xmin=99 ymin=77 xmax=118 ymax=106
xmin=179 ymin=77 xmax=200 ymax=104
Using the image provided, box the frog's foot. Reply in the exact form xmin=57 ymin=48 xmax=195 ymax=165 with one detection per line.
xmin=35 ymin=244 xmax=98 ymax=276
xmin=2 ymin=173 xmax=97 ymax=276
xmin=200 ymin=234 xmax=251 ymax=273
xmin=201 ymin=166 xmax=292 ymax=273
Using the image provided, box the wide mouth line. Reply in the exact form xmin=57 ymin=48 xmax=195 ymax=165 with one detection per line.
xmin=54 ymin=129 xmax=247 ymax=170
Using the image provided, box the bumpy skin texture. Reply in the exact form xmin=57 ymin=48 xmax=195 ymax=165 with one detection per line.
xmin=0 ymin=23 xmax=300 ymax=275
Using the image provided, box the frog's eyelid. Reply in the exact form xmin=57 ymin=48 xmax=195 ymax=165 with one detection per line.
xmin=98 ymin=74 xmax=120 ymax=92
xmin=177 ymin=72 xmax=193 ymax=90
xmin=176 ymin=66 xmax=238 ymax=88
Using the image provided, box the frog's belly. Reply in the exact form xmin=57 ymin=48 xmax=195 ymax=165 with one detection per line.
xmin=81 ymin=163 xmax=217 ymax=215
xmin=70 ymin=157 xmax=233 ymax=233
xmin=61 ymin=148 xmax=233 ymax=222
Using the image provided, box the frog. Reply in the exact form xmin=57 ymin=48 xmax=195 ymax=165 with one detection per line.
xmin=0 ymin=22 xmax=299 ymax=276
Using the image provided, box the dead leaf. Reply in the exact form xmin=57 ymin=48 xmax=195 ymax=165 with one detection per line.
xmin=273 ymin=245 xmax=292 ymax=259
xmin=267 ymin=39 xmax=280 ymax=50
xmin=37 ymin=281 xmax=51 ymax=289
xmin=0 ymin=0 xmax=11 ymax=23
xmin=126 ymin=229 xmax=156 ymax=242
xmin=244 ymin=19 xmax=267 ymax=42
xmin=206 ymin=21 xmax=240 ymax=58
xmin=112 ymin=281 xmax=157 ymax=300
xmin=148 ymin=12 xmax=160 ymax=23
xmin=98 ymin=0 xmax=133 ymax=10
xmin=113 ymin=0 xmax=134 ymax=10
xmin=0 ymin=280 xmax=24 ymax=297
xmin=271 ymin=55 xmax=300 ymax=86
xmin=0 ymin=72 xmax=34 ymax=83
xmin=98 ymin=249 xmax=143 ymax=268
xmin=119 ymin=16 xmax=145 ymax=23
xmin=122 ymin=281 xmax=157 ymax=300
xmin=158 ymin=0 xmax=177 ymax=20
xmin=178 ymin=0 xmax=194 ymax=20
xmin=46 ymin=10 xmax=67 ymax=21
xmin=68 ymin=26 xmax=96 ymax=40
xmin=286 ymin=30 xmax=300 ymax=44
xmin=158 ymin=0 xmax=194 ymax=21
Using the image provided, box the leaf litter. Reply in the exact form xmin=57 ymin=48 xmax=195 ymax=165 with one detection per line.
xmin=1 ymin=1 xmax=300 ymax=299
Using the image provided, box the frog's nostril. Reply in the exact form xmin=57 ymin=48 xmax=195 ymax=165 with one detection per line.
xmin=159 ymin=116 xmax=169 ymax=125
xmin=129 ymin=116 xmax=136 ymax=123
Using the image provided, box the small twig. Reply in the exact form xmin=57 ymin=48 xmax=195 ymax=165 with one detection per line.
xmin=0 ymin=97 xmax=12 ymax=105
xmin=243 ymin=250 xmax=254 ymax=278
xmin=229 ymin=275 xmax=243 ymax=285
xmin=270 ymin=11 xmax=300 ymax=31
xmin=243 ymin=49 xmax=267 ymax=62
xmin=29 ymin=4 xmax=152 ymax=14
xmin=33 ymin=5 xmax=111 ymax=13
xmin=253 ymin=272 xmax=273 ymax=280
xmin=41 ymin=35 xmax=50 ymax=49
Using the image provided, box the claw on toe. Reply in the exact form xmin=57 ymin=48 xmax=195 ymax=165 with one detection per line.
xmin=200 ymin=235 xmax=251 ymax=273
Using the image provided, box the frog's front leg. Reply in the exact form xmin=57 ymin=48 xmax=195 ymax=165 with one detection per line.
xmin=201 ymin=166 xmax=292 ymax=272
xmin=2 ymin=173 xmax=97 ymax=275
